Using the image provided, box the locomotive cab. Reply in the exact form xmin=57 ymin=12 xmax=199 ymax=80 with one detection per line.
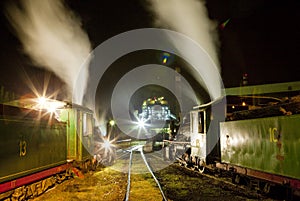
xmin=58 ymin=103 xmax=95 ymax=169
xmin=183 ymin=97 xmax=225 ymax=172
xmin=189 ymin=109 xmax=208 ymax=172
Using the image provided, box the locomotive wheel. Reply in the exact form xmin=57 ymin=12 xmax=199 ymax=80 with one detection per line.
xmin=179 ymin=158 xmax=188 ymax=167
xmin=232 ymin=173 xmax=241 ymax=184
xmin=262 ymin=183 xmax=271 ymax=194
xmin=198 ymin=165 xmax=205 ymax=173
xmin=198 ymin=160 xmax=205 ymax=173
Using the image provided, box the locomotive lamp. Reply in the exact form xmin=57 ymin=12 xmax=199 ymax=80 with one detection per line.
xmin=35 ymin=96 xmax=65 ymax=114
xmin=103 ymin=139 xmax=112 ymax=149
xmin=137 ymin=118 xmax=146 ymax=128
xmin=37 ymin=96 xmax=46 ymax=107
xmin=109 ymin=120 xmax=115 ymax=126
xmin=107 ymin=119 xmax=116 ymax=138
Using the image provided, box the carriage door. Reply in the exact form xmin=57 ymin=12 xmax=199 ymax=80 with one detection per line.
xmin=190 ymin=110 xmax=207 ymax=161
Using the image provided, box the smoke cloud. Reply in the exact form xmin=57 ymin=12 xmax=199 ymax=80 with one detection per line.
xmin=147 ymin=0 xmax=220 ymax=68
xmin=5 ymin=0 xmax=91 ymax=103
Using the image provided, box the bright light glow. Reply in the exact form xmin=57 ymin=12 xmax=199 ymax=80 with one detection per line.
xmin=95 ymin=137 xmax=117 ymax=153
xmin=103 ymin=139 xmax=111 ymax=149
xmin=96 ymin=137 xmax=116 ymax=152
xmin=38 ymin=96 xmax=46 ymax=107
xmin=137 ymin=118 xmax=145 ymax=128
xmin=242 ymin=102 xmax=246 ymax=106
xmin=109 ymin=120 xmax=115 ymax=126
xmin=127 ymin=116 xmax=152 ymax=139
xmin=134 ymin=117 xmax=149 ymax=129
xmin=94 ymin=136 xmax=117 ymax=166
xmin=47 ymin=105 xmax=56 ymax=113
xmin=34 ymin=96 xmax=65 ymax=114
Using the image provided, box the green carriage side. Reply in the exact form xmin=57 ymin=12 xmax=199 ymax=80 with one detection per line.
xmin=0 ymin=104 xmax=67 ymax=184
xmin=220 ymin=114 xmax=300 ymax=181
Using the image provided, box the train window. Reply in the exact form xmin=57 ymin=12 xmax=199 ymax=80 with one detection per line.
xmin=190 ymin=111 xmax=205 ymax=134
xmin=83 ymin=113 xmax=93 ymax=136
xmin=191 ymin=112 xmax=197 ymax=133
xmin=198 ymin=111 xmax=205 ymax=133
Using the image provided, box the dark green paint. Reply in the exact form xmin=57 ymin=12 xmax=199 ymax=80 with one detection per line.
xmin=0 ymin=117 xmax=66 ymax=183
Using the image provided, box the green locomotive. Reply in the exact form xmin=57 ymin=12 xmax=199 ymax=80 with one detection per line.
xmin=174 ymin=88 xmax=300 ymax=198
xmin=220 ymin=114 xmax=300 ymax=183
xmin=0 ymin=100 xmax=96 ymax=200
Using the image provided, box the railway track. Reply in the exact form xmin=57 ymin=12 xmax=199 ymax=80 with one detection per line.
xmin=173 ymin=161 xmax=280 ymax=200
xmin=121 ymin=145 xmax=167 ymax=201
xmin=113 ymin=143 xmax=270 ymax=200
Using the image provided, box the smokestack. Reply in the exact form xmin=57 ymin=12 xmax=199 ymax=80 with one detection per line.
xmin=5 ymin=0 xmax=91 ymax=104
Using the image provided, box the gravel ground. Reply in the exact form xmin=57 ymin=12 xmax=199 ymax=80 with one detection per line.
xmin=31 ymin=162 xmax=281 ymax=201
xmin=32 ymin=167 xmax=127 ymax=201
xmin=32 ymin=166 xmax=163 ymax=201
xmin=156 ymin=164 xmax=264 ymax=201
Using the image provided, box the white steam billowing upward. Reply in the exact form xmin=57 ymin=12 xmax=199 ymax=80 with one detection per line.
xmin=5 ymin=0 xmax=91 ymax=103
xmin=148 ymin=0 xmax=219 ymax=68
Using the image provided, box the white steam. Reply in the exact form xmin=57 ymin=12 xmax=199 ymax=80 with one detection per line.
xmin=5 ymin=0 xmax=91 ymax=103
xmin=147 ymin=0 xmax=220 ymax=68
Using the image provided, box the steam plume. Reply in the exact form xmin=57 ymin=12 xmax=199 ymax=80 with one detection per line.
xmin=147 ymin=0 xmax=220 ymax=67
xmin=5 ymin=0 xmax=91 ymax=103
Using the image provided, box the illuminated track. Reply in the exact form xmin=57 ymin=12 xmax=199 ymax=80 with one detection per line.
xmin=124 ymin=145 xmax=167 ymax=201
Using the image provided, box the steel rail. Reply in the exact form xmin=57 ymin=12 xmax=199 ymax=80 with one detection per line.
xmin=124 ymin=145 xmax=168 ymax=201
xmin=124 ymin=149 xmax=133 ymax=201
xmin=139 ymin=148 xmax=168 ymax=201
xmin=124 ymin=145 xmax=167 ymax=201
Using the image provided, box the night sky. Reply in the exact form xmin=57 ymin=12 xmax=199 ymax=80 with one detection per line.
xmin=0 ymin=0 xmax=299 ymax=98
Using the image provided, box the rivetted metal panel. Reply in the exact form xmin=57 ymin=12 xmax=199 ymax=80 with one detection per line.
xmin=220 ymin=114 xmax=300 ymax=180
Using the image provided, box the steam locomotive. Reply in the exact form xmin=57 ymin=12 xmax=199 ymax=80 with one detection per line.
xmin=165 ymin=94 xmax=300 ymax=199
xmin=0 ymin=98 xmax=106 ymax=201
